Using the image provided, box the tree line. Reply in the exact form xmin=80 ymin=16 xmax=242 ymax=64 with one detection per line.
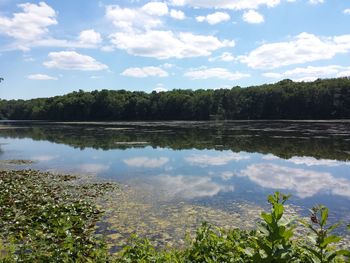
xmin=1 ymin=77 xmax=350 ymax=120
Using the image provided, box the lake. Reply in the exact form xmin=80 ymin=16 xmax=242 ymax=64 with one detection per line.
xmin=1 ymin=120 xmax=350 ymax=249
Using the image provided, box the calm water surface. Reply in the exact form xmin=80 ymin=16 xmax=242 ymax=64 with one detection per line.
xmin=1 ymin=121 xmax=350 ymax=248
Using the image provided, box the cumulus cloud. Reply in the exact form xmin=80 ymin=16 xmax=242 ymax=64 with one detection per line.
xmin=196 ymin=12 xmax=230 ymax=25
xmin=263 ymin=65 xmax=350 ymax=82
xmin=185 ymin=67 xmax=250 ymax=80
xmin=123 ymin=157 xmax=169 ymax=168
xmin=242 ymin=10 xmax=264 ymax=24
xmin=309 ymin=0 xmax=324 ymax=4
xmin=109 ymin=30 xmax=235 ymax=59
xmin=78 ymin=29 xmax=102 ymax=46
xmin=121 ymin=66 xmax=169 ymax=78
xmin=153 ymin=83 xmax=168 ymax=93
xmin=170 ymin=9 xmax=186 ymax=20
xmin=0 ymin=2 xmax=57 ymax=42
xmin=240 ymin=32 xmax=350 ymax=69
xmin=240 ymin=163 xmax=350 ymax=198
xmin=43 ymin=51 xmax=108 ymax=71
xmin=185 ymin=152 xmax=250 ymax=167
xmin=168 ymin=0 xmax=280 ymax=10
xmin=344 ymin=9 xmax=350 ymax=15
xmin=27 ymin=74 xmax=58 ymax=80
xmin=106 ymin=5 xmax=164 ymax=31
xmin=142 ymin=2 xmax=169 ymax=16
xmin=0 ymin=3 xmax=104 ymax=50
xmin=153 ymin=174 xmax=233 ymax=199
xmin=209 ymin=52 xmax=235 ymax=62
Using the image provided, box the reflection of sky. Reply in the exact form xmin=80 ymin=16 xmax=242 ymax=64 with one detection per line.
xmin=1 ymin=136 xmax=350 ymax=218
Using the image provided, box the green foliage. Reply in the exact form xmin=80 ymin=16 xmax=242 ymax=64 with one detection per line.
xmin=301 ymin=205 xmax=350 ymax=262
xmin=252 ymin=192 xmax=296 ymax=262
xmin=0 ymin=169 xmax=116 ymax=262
xmin=1 ymin=168 xmax=349 ymax=262
xmin=1 ymin=77 xmax=350 ymax=120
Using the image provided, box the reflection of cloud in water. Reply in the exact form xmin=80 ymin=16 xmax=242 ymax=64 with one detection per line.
xmin=220 ymin=171 xmax=235 ymax=181
xmin=185 ymin=152 xmax=250 ymax=167
xmin=32 ymin=155 xmax=59 ymax=162
xmin=240 ymin=163 xmax=350 ymax=198
xmin=78 ymin=163 xmax=110 ymax=174
xmin=262 ymin=154 xmax=280 ymax=161
xmin=123 ymin=157 xmax=169 ymax=168
xmin=154 ymin=174 xmax=234 ymax=199
xmin=287 ymin=156 xmax=350 ymax=167
xmin=262 ymin=154 xmax=350 ymax=167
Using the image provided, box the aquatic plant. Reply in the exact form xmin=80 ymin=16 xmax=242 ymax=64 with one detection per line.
xmin=0 ymin=168 xmax=349 ymax=262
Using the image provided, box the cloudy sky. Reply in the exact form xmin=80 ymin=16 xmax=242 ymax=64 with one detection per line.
xmin=0 ymin=0 xmax=349 ymax=99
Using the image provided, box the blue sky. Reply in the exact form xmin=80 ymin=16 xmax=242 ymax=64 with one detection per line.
xmin=0 ymin=0 xmax=350 ymax=99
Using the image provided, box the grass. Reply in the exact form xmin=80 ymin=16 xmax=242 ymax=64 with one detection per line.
xmin=0 ymin=168 xmax=349 ymax=262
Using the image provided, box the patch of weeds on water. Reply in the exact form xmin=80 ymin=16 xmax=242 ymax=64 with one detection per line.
xmin=0 ymin=169 xmax=117 ymax=262
xmin=0 ymin=160 xmax=35 ymax=165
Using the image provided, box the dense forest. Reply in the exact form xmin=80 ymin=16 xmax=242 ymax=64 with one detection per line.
xmin=1 ymin=77 xmax=350 ymax=120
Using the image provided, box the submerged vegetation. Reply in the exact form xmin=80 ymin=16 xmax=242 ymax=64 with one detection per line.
xmin=1 ymin=77 xmax=350 ymax=121
xmin=0 ymin=168 xmax=349 ymax=262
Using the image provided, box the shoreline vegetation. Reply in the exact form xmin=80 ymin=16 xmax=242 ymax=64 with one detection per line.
xmin=0 ymin=166 xmax=349 ymax=262
xmin=1 ymin=78 xmax=350 ymax=121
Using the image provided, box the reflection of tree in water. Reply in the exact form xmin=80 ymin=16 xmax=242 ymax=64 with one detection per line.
xmin=0 ymin=121 xmax=350 ymax=161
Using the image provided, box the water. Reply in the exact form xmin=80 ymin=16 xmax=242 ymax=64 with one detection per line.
xmin=1 ymin=121 xmax=350 ymax=248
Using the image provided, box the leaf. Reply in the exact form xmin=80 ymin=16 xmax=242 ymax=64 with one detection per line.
xmin=320 ymin=207 xmax=328 ymax=227
xmin=274 ymin=203 xmax=284 ymax=221
xmin=320 ymin=235 xmax=341 ymax=248
xmin=261 ymin=212 xmax=273 ymax=225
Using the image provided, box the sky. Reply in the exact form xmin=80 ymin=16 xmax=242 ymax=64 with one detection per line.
xmin=0 ymin=0 xmax=350 ymax=99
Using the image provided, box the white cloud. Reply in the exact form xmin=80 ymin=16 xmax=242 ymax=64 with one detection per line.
xmin=153 ymin=83 xmax=168 ymax=92
xmin=123 ymin=157 xmax=169 ymax=168
xmin=27 ymin=74 xmax=58 ymax=80
xmin=185 ymin=67 xmax=250 ymax=80
xmin=0 ymin=2 xmax=57 ymax=42
xmin=209 ymin=52 xmax=235 ymax=62
xmin=240 ymin=32 xmax=350 ymax=69
xmin=105 ymin=5 xmax=163 ymax=31
xmin=185 ymin=152 xmax=250 ymax=167
xmin=0 ymin=3 xmax=104 ymax=51
xmin=263 ymin=65 xmax=350 ymax=82
xmin=170 ymin=9 xmax=185 ymax=20
xmin=44 ymin=51 xmax=108 ymax=71
xmin=109 ymin=30 xmax=235 ymax=59
xmin=153 ymin=174 xmax=233 ymax=199
xmin=240 ymin=163 xmax=350 ymax=198
xmin=168 ymin=0 xmax=280 ymax=10
xmin=78 ymin=29 xmax=102 ymax=46
xmin=344 ymin=9 xmax=350 ymax=14
xmin=196 ymin=12 xmax=230 ymax=25
xmin=142 ymin=2 xmax=169 ymax=16
xmin=242 ymin=10 xmax=264 ymax=24
xmin=121 ymin=66 xmax=169 ymax=78
xmin=309 ymin=0 xmax=324 ymax=4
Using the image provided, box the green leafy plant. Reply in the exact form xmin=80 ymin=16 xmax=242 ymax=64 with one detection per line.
xmin=301 ymin=205 xmax=350 ymax=262
xmin=251 ymin=192 xmax=296 ymax=262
